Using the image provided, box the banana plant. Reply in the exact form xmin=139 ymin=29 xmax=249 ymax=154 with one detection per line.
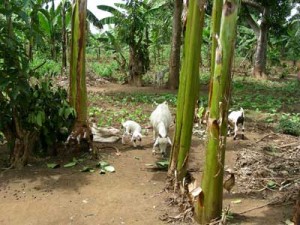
xmin=195 ymin=0 xmax=241 ymax=223
xmin=168 ymin=0 xmax=205 ymax=183
xmin=97 ymin=0 xmax=169 ymax=86
xmin=67 ymin=0 xmax=93 ymax=152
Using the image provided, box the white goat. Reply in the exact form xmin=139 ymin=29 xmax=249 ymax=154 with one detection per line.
xmin=122 ymin=120 xmax=143 ymax=147
xmin=228 ymin=108 xmax=245 ymax=140
xmin=150 ymin=101 xmax=172 ymax=156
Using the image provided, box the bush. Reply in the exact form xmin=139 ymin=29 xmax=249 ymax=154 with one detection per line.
xmin=90 ymin=61 xmax=119 ymax=78
xmin=31 ymin=56 xmax=61 ymax=77
xmin=277 ymin=113 xmax=300 ymax=136
xmin=31 ymin=82 xmax=75 ymax=155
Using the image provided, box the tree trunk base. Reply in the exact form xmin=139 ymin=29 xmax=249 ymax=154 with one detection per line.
xmin=8 ymin=132 xmax=37 ymax=169
xmin=252 ymin=67 xmax=267 ymax=79
xmin=66 ymin=122 xmax=93 ymax=153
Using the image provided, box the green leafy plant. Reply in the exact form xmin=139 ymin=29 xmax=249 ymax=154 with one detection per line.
xmin=0 ymin=0 xmax=75 ymax=167
xmin=90 ymin=61 xmax=118 ymax=78
xmin=277 ymin=113 xmax=300 ymax=136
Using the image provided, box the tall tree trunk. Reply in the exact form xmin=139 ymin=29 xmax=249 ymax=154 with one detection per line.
xmin=253 ymin=9 xmax=269 ymax=79
xmin=168 ymin=0 xmax=183 ymax=90
xmin=68 ymin=0 xmax=92 ymax=151
xmin=195 ymin=0 xmax=240 ymax=223
xmin=244 ymin=4 xmax=269 ymax=79
xmin=128 ymin=46 xmax=143 ymax=87
xmin=61 ymin=0 xmax=67 ymax=75
xmin=168 ymin=0 xmax=205 ymax=182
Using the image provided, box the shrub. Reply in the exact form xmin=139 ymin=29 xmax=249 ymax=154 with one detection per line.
xmin=90 ymin=61 xmax=119 ymax=78
xmin=277 ymin=113 xmax=300 ymax=136
xmin=31 ymin=56 xmax=61 ymax=77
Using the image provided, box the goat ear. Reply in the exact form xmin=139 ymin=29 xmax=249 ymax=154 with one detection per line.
xmin=167 ymin=137 xmax=172 ymax=146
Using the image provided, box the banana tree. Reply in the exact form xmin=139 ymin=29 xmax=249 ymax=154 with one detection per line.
xmin=194 ymin=0 xmax=241 ymax=223
xmin=38 ymin=1 xmax=62 ymax=60
xmin=102 ymin=31 xmax=127 ymax=76
xmin=67 ymin=0 xmax=92 ymax=151
xmin=97 ymin=1 xmax=164 ymax=86
xmin=208 ymin=0 xmax=222 ymax=92
xmin=168 ymin=0 xmax=205 ymax=182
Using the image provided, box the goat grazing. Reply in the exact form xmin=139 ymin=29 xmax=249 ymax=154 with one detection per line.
xmin=228 ymin=108 xmax=245 ymax=140
xmin=150 ymin=101 xmax=172 ymax=156
xmin=122 ymin=120 xmax=142 ymax=147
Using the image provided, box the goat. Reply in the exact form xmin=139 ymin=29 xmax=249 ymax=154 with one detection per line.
xmin=122 ymin=120 xmax=142 ymax=147
xmin=155 ymin=68 xmax=169 ymax=87
xmin=150 ymin=101 xmax=172 ymax=156
xmin=227 ymin=108 xmax=245 ymax=140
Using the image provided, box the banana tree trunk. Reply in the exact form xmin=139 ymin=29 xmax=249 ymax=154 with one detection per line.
xmin=168 ymin=0 xmax=205 ymax=182
xmin=168 ymin=0 xmax=183 ymax=90
xmin=61 ymin=0 xmax=67 ymax=74
xmin=194 ymin=0 xmax=240 ymax=223
xmin=68 ymin=0 xmax=92 ymax=151
xmin=208 ymin=0 xmax=223 ymax=94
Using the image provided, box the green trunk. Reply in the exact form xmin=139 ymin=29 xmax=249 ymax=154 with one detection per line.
xmin=168 ymin=0 xmax=205 ymax=182
xmin=61 ymin=0 xmax=67 ymax=73
xmin=208 ymin=0 xmax=223 ymax=95
xmin=69 ymin=0 xmax=87 ymax=124
xmin=195 ymin=0 xmax=240 ymax=223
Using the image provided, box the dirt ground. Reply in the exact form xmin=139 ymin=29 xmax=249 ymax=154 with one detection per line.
xmin=0 ymin=82 xmax=299 ymax=225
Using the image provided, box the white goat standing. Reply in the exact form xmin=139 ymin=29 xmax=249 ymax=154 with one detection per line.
xmin=228 ymin=108 xmax=245 ymax=140
xmin=150 ymin=101 xmax=172 ymax=156
xmin=122 ymin=120 xmax=143 ymax=147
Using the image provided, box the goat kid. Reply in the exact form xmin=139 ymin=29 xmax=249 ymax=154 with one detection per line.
xmin=228 ymin=108 xmax=245 ymax=140
xmin=150 ymin=101 xmax=172 ymax=156
xmin=122 ymin=120 xmax=142 ymax=147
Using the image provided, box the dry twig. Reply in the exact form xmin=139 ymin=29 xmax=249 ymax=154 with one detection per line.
xmin=237 ymin=199 xmax=279 ymax=215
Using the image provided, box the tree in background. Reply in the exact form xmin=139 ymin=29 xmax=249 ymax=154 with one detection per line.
xmin=241 ymin=0 xmax=292 ymax=78
xmin=98 ymin=1 xmax=152 ymax=86
xmin=167 ymin=0 xmax=183 ymax=90
xmin=194 ymin=0 xmax=241 ymax=223
xmin=281 ymin=7 xmax=300 ymax=67
xmin=168 ymin=0 xmax=205 ymax=183
xmin=148 ymin=0 xmax=173 ymax=66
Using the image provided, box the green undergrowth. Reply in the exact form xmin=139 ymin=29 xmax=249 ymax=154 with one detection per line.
xmin=88 ymin=76 xmax=299 ymax=133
